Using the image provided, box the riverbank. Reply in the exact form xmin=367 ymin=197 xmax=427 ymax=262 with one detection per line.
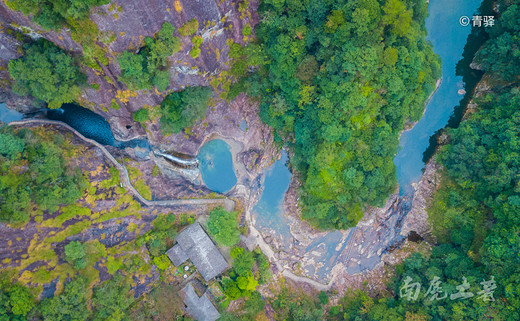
xmin=403 ymin=78 xmax=442 ymax=132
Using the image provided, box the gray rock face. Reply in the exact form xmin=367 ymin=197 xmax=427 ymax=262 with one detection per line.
xmin=0 ymin=0 xmax=257 ymax=141
xmin=399 ymin=160 xmax=441 ymax=242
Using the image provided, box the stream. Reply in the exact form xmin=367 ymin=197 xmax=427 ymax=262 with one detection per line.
xmin=251 ymin=0 xmax=484 ymax=281
xmin=0 ymin=0 xmax=485 ymax=283
xmin=394 ymin=0 xmax=483 ymax=195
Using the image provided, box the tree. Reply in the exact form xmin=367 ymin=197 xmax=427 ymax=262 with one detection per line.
xmin=64 ymin=241 xmax=86 ymax=269
xmin=8 ymin=39 xmax=87 ymax=109
xmin=6 ymin=0 xmax=110 ymax=30
xmin=207 ymin=207 xmax=240 ymax=247
xmin=152 ymin=255 xmax=170 ymax=271
xmin=0 ymin=132 xmax=25 ymax=161
xmin=118 ymin=51 xmax=150 ymax=90
xmin=106 ymin=256 xmax=123 ymax=275
xmin=318 ymin=291 xmax=329 ymax=305
xmin=91 ymin=274 xmax=132 ymax=320
xmin=222 ymin=278 xmax=242 ymax=300
xmin=0 ymin=128 xmax=86 ymax=223
xmin=118 ymin=22 xmax=180 ymax=91
xmin=231 ymin=247 xmax=255 ymax=276
xmin=237 ymin=272 xmax=258 ymax=291
xmin=244 ymin=291 xmax=265 ymax=317
xmin=40 ymin=278 xmax=90 ymax=321
xmin=249 ymin=0 xmax=440 ymax=229
xmin=133 ymin=108 xmax=149 ymax=124
xmin=476 ymin=3 xmax=520 ymax=82
xmin=160 ymin=86 xmax=213 ymax=135
xmin=8 ymin=284 xmax=35 ymax=316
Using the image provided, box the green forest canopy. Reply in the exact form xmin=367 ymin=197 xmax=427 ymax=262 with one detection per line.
xmin=207 ymin=207 xmax=240 ymax=247
xmin=331 ymin=2 xmax=520 ymax=320
xmin=159 ymin=86 xmax=213 ymax=135
xmin=8 ymin=39 xmax=87 ymax=109
xmin=0 ymin=127 xmax=86 ymax=223
xmin=118 ymin=22 xmax=181 ymax=91
xmin=5 ymin=0 xmax=109 ymax=30
xmin=244 ymin=0 xmax=440 ymax=229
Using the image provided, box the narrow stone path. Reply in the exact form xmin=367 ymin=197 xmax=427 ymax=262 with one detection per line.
xmin=8 ymin=119 xmax=235 ymax=212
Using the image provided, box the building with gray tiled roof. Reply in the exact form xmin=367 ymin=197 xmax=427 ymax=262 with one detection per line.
xmin=183 ymin=282 xmax=220 ymax=321
xmin=166 ymin=222 xmax=229 ymax=281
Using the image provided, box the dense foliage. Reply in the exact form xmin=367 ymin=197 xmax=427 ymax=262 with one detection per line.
xmin=475 ymin=2 xmax=520 ymax=82
xmin=0 ymin=282 xmax=35 ymax=318
xmin=330 ymin=1 xmax=520 ymax=319
xmin=243 ymin=0 xmax=440 ymax=229
xmin=64 ymin=241 xmax=87 ymax=270
xmin=220 ymin=247 xmax=271 ymax=320
xmin=91 ymin=274 xmax=132 ymax=320
xmin=0 ymin=127 xmax=86 ymax=223
xmin=159 ymin=86 xmax=213 ymax=135
xmin=40 ymin=278 xmax=90 ymax=321
xmin=133 ymin=108 xmax=149 ymax=125
xmin=8 ymin=39 xmax=87 ymax=109
xmin=118 ymin=22 xmax=181 ymax=91
xmin=5 ymin=0 xmax=109 ymax=30
xmin=207 ymin=207 xmax=240 ymax=247
xmin=271 ymin=286 xmax=324 ymax=320
xmin=222 ymin=247 xmax=259 ymax=300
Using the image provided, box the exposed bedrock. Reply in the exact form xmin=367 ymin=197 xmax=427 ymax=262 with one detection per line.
xmin=0 ymin=0 xmax=259 ymax=142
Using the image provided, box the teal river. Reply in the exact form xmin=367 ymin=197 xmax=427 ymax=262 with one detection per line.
xmin=0 ymin=0 xmax=484 ymax=281
xmin=394 ymin=0 xmax=483 ymax=194
xmin=250 ymin=0 xmax=484 ymax=280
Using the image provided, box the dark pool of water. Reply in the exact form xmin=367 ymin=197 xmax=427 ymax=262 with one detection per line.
xmin=47 ymin=103 xmax=117 ymax=146
xmin=197 ymin=139 xmax=237 ymax=193
xmin=394 ymin=0 xmax=483 ymax=195
xmin=47 ymin=103 xmax=150 ymax=151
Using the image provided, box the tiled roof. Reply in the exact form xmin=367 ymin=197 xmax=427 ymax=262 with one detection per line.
xmin=184 ymin=283 xmax=220 ymax=321
xmin=166 ymin=223 xmax=229 ymax=281
xmin=166 ymin=244 xmax=188 ymax=266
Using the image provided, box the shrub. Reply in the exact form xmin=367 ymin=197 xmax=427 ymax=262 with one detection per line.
xmin=242 ymin=23 xmax=252 ymax=36
xmin=153 ymin=255 xmax=171 ymax=271
xmin=160 ymin=86 xmax=212 ymax=135
xmin=133 ymin=108 xmax=149 ymax=123
xmin=190 ymin=47 xmax=201 ymax=59
xmin=207 ymin=207 xmax=240 ymax=247
xmin=178 ymin=18 xmax=199 ymax=36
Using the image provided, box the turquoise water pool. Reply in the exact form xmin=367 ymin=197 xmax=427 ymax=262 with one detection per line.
xmin=0 ymin=103 xmax=23 ymax=123
xmin=197 ymin=139 xmax=237 ymax=193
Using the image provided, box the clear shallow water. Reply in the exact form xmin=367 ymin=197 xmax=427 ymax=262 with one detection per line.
xmin=394 ymin=0 xmax=482 ymax=195
xmin=197 ymin=139 xmax=237 ymax=193
xmin=0 ymin=103 xmax=23 ymax=123
xmin=253 ymin=151 xmax=292 ymax=247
